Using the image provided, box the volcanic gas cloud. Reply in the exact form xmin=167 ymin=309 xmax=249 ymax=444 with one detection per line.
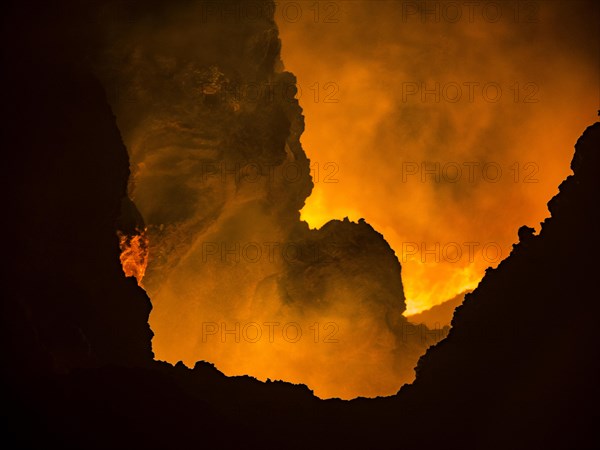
xmin=92 ymin=0 xmax=598 ymax=398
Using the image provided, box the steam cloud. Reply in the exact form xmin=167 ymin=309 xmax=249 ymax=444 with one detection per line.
xmin=277 ymin=0 xmax=599 ymax=313
xmin=91 ymin=0 xmax=449 ymax=399
xmin=91 ymin=0 xmax=599 ymax=398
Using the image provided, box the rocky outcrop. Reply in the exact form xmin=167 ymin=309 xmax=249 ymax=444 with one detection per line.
xmin=338 ymin=121 xmax=600 ymax=449
xmin=2 ymin=5 xmax=154 ymax=375
xmin=400 ymin=121 xmax=600 ymax=449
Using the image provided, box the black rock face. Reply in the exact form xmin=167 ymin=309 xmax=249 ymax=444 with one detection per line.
xmin=345 ymin=122 xmax=600 ymax=449
xmin=3 ymin=13 xmax=154 ymax=375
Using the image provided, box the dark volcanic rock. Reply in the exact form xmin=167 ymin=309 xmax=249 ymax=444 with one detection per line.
xmin=3 ymin=19 xmax=154 ymax=374
xmin=345 ymin=121 xmax=600 ymax=449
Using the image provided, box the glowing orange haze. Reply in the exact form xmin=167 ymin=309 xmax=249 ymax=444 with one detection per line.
xmin=277 ymin=1 xmax=598 ymax=314
xmin=109 ymin=0 xmax=598 ymax=400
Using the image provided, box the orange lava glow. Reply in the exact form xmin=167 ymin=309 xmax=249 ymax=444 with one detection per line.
xmin=277 ymin=1 xmax=599 ymax=314
xmin=117 ymin=229 xmax=149 ymax=284
xmin=105 ymin=0 xmax=598 ymax=400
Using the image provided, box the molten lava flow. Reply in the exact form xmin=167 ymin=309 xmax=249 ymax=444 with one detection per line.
xmin=117 ymin=229 xmax=149 ymax=285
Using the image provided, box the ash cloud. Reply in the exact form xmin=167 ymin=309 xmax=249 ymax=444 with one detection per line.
xmin=277 ymin=0 xmax=600 ymax=313
xmin=91 ymin=0 xmax=442 ymax=399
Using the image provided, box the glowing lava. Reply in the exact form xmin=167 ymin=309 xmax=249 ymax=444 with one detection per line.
xmin=117 ymin=228 xmax=149 ymax=284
